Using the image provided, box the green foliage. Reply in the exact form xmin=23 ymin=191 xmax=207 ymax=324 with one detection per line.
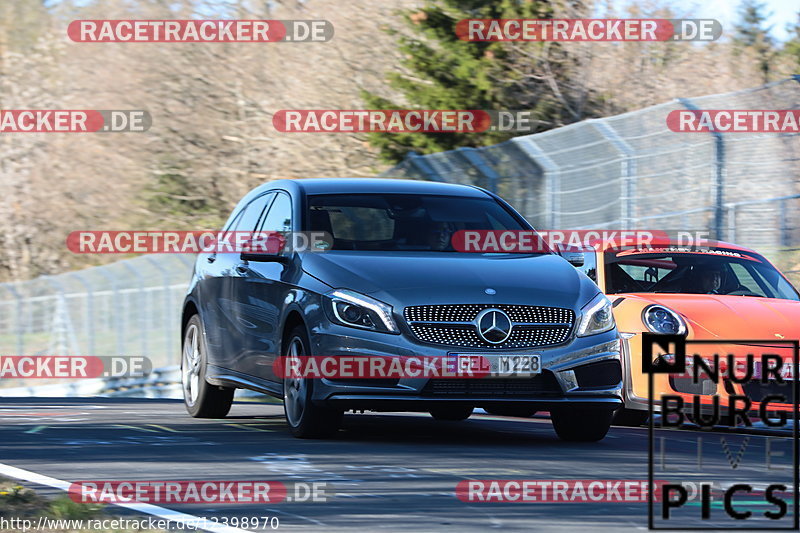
xmin=47 ymin=496 xmax=105 ymax=520
xmin=0 ymin=478 xmax=105 ymax=524
xmin=784 ymin=11 xmax=800 ymax=70
xmin=732 ymin=0 xmax=777 ymax=82
xmin=363 ymin=0 xmax=593 ymax=163
xmin=0 ymin=484 xmax=35 ymax=504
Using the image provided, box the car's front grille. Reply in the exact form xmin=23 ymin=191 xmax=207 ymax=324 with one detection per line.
xmin=421 ymin=373 xmax=563 ymax=397
xmin=403 ymin=304 xmax=574 ymax=349
xmin=405 ymin=304 xmax=573 ymax=324
xmin=741 ymin=380 xmax=792 ymax=404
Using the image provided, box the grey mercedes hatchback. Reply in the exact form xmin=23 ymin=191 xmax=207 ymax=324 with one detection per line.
xmin=181 ymin=178 xmax=622 ymax=440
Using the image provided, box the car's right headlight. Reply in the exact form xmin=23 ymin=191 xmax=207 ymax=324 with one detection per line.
xmin=642 ymin=304 xmax=686 ymax=335
xmin=323 ymin=289 xmax=399 ymax=334
xmin=576 ymin=293 xmax=615 ymax=337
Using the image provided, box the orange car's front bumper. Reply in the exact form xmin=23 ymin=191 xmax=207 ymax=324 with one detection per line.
xmin=621 ymin=333 xmax=797 ymax=415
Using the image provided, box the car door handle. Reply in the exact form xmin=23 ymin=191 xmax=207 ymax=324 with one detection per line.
xmin=235 ymin=263 xmax=250 ymax=275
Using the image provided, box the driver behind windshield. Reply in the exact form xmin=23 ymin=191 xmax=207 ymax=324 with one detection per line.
xmin=686 ymin=264 xmax=724 ymax=294
xmin=427 ymin=222 xmax=456 ymax=251
xmin=699 ymin=267 xmax=723 ymax=294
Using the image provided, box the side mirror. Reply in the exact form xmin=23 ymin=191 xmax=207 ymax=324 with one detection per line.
xmin=555 ymin=244 xmax=585 ymax=267
xmin=241 ymin=251 xmax=290 ymax=263
xmin=561 ymin=252 xmax=585 ymax=267
xmin=239 ymin=234 xmax=288 ymax=263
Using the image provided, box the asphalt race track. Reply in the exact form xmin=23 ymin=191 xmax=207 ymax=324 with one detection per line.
xmin=1 ymin=397 xmax=796 ymax=532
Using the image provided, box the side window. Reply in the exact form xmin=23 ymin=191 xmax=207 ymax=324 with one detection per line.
xmin=235 ymin=193 xmax=275 ymax=233
xmin=729 ymin=263 xmax=771 ymax=297
xmin=259 ymin=192 xmax=292 ymax=233
xmin=729 ymin=264 xmax=758 ymax=291
xmin=220 ymin=208 xmax=244 ymax=235
xmin=216 ymin=193 xmax=274 ymax=256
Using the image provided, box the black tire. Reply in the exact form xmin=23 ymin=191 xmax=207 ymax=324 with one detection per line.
xmin=612 ymin=408 xmax=649 ymax=427
xmin=182 ymin=314 xmax=234 ymax=418
xmin=282 ymin=325 xmax=343 ymax=438
xmin=551 ymin=407 xmax=614 ymax=442
xmin=483 ymin=405 xmax=537 ymax=418
xmin=430 ymin=406 xmax=474 ymax=421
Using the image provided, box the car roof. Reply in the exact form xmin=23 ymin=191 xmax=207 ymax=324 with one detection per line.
xmin=253 ymin=178 xmax=491 ymax=198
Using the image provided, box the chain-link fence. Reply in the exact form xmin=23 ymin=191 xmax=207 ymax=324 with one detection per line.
xmin=1 ymin=78 xmax=799 ymax=382
xmin=382 ymin=77 xmax=800 ymax=263
xmin=0 ymin=254 xmax=193 ymax=383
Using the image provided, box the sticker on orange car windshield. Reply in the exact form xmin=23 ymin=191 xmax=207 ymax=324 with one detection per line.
xmin=614 ymin=247 xmax=761 ymax=262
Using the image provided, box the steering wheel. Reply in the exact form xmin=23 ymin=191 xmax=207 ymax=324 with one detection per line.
xmin=727 ymin=289 xmax=762 ymax=297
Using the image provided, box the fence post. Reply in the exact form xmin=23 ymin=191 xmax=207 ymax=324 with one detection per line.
xmin=70 ymin=272 xmax=95 ymax=356
xmin=780 ymin=198 xmax=789 ymax=247
xmin=121 ymin=261 xmax=147 ymax=359
xmin=97 ymin=267 xmax=124 ymax=356
xmin=404 ymin=151 xmax=443 ymax=182
xmin=727 ymin=203 xmax=737 ymax=243
xmin=43 ymin=276 xmax=79 ymax=354
xmin=456 ymin=147 xmax=499 ymax=193
xmin=1 ymin=283 xmax=24 ymax=354
xmin=679 ymin=97 xmax=725 ymax=240
xmin=591 ymin=120 xmax=636 ymax=230
xmin=146 ymin=256 xmax=173 ymax=363
xmin=510 ymin=136 xmax=561 ymax=228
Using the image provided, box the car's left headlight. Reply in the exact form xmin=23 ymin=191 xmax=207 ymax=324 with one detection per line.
xmin=576 ymin=293 xmax=615 ymax=337
xmin=323 ymin=289 xmax=399 ymax=334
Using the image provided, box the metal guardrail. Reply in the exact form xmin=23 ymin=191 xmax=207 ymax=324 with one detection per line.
xmin=0 ymin=254 xmax=193 ymax=373
xmin=0 ymin=365 xmax=182 ymax=398
xmin=0 ymin=364 xmax=271 ymax=401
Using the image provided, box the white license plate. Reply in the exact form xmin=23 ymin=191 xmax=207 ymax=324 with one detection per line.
xmin=449 ymin=353 xmax=541 ymax=378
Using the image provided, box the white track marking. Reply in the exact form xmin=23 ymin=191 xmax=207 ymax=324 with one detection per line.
xmin=0 ymin=462 xmax=249 ymax=533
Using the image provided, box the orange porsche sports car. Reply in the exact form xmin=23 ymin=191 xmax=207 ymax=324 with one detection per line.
xmin=568 ymin=240 xmax=800 ymax=426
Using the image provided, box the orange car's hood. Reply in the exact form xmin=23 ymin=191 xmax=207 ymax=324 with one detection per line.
xmin=622 ymin=293 xmax=800 ymax=340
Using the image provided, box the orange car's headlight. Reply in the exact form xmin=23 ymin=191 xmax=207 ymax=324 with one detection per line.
xmin=642 ymin=304 xmax=686 ymax=335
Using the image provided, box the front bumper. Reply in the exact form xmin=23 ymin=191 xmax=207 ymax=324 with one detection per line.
xmin=620 ymin=333 xmax=797 ymax=415
xmin=308 ymin=322 xmax=623 ymax=411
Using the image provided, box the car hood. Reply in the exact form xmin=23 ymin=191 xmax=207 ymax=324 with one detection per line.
xmin=301 ymin=251 xmax=598 ymax=309
xmin=621 ymin=293 xmax=800 ymax=340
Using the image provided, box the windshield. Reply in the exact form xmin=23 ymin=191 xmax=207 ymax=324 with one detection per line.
xmin=306 ymin=193 xmax=527 ymax=252
xmin=604 ymin=248 xmax=799 ymax=300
